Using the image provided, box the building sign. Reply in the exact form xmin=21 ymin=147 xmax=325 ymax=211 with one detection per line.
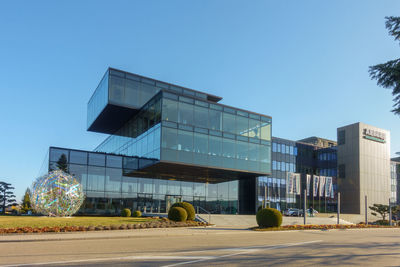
xmin=363 ymin=128 xmax=386 ymax=143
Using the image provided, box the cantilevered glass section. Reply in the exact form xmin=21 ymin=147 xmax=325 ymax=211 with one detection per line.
xmin=95 ymin=92 xmax=162 ymax=160
xmin=160 ymin=91 xmax=271 ymax=174
xmin=94 ymin=89 xmax=271 ymax=175
xmin=87 ymin=68 xmax=222 ymax=134
xmin=87 ymin=70 xmax=109 ymax=129
xmin=90 ymin=68 xmax=271 ymax=178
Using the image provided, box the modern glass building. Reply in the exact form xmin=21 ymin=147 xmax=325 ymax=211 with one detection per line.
xmin=44 ymin=67 xmax=395 ymax=216
xmin=47 ymin=68 xmax=273 ymax=215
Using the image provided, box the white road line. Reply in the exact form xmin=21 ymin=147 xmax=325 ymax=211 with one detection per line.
xmin=162 ymin=240 xmax=322 ymax=267
xmin=0 ymin=256 xmax=214 ymax=267
xmin=0 ymin=240 xmax=322 ymax=267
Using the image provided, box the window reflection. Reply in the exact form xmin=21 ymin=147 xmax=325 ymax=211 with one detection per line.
xmin=162 ymin=99 xmax=178 ymax=122
xmin=236 ymin=116 xmax=249 ymax=136
xmin=194 ymin=106 xmax=208 ymax=129
xmin=223 ymin=113 xmax=236 ymax=134
xmin=209 ymin=109 xmax=222 ymax=131
xmin=178 ymin=102 xmax=193 ymax=125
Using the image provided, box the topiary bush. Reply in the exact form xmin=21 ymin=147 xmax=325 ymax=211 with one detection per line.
xmin=168 ymin=207 xmax=188 ymax=222
xmin=132 ymin=210 xmax=142 ymax=217
xmin=121 ymin=208 xmax=131 ymax=217
xmin=171 ymin=202 xmax=195 ymax=220
xmin=256 ymin=208 xmax=282 ymax=228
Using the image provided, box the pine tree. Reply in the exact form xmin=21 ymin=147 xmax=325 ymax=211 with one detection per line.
xmin=369 ymin=16 xmax=400 ymax=115
xmin=369 ymin=203 xmax=398 ymax=221
xmin=21 ymin=188 xmax=32 ymax=214
xmin=56 ymin=154 xmax=69 ymax=173
xmin=0 ymin=182 xmax=17 ymax=214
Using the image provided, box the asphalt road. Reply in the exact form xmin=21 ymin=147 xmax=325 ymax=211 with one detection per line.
xmin=1 ymin=227 xmax=400 ymax=266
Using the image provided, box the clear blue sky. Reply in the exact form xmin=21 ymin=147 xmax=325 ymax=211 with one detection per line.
xmin=1 ymin=1 xmax=399 ymax=201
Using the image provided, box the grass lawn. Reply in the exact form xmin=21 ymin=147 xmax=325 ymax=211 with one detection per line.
xmin=0 ymin=216 xmax=157 ymax=228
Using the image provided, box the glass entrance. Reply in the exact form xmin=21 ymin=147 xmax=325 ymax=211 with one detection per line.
xmin=165 ymin=195 xmax=182 ymax=212
xmin=193 ymin=196 xmax=206 ymax=213
xmin=137 ymin=193 xmax=153 ymax=213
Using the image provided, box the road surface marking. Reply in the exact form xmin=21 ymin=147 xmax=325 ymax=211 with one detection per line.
xmin=0 ymin=256 xmax=214 ymax=267
xmin=162 ymin=240 xmax=322 ymax=267
xmin=0 ymin=240 xmax=322 ymax=267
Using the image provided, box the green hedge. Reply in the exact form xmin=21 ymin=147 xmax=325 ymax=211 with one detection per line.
xmin=375 ymin=219 xmax=389 ymax=225
xmin=171 ymin=202 xmax=195 ymax=221
xmin=132 ymin=210 xmax=142 ymax=217
xmin=168 ymin=207 xmax=187 ymax=222
xmin=121 ymin=208 xmax=131 ymax=217
xmin=256 ymin=208 xmax=282 ymax=228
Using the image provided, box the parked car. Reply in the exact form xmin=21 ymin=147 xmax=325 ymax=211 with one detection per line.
xmin=284 ymin=208 xmax=304 ymax=217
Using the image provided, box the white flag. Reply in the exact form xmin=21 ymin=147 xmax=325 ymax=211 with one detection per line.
xmin=325 ymin=177 xmax=332 ymax=197
xmin=319 ymin=176 xmax=326 ymax=197
xmin=294 ymin=173 xmax=301 ymax=195
xmin=287 ymin=173 xmax=294 ymax=194
xmin=313 ymin=175 xmax=319 ymax=197
xmin=306 ymin=174 xmax=311 ymax=196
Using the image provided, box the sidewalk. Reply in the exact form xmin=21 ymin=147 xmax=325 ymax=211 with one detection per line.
xmin=0 ymin=226 xmax=252 ymax=243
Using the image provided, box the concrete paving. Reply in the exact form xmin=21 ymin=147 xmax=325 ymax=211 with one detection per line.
xmin=1 ymin=227 xmax=400 ymax=266
xmin=197 ymin=214 xmax=352 ymax=227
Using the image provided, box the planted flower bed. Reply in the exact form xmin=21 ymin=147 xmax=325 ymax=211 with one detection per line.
xmin=0 ymin=218 xmax=208 ymax=234
xmin=252 ymin=223 xmax=400 ymax=231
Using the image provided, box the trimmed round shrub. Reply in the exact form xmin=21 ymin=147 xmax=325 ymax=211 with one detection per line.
xmin=168 ymin=207 xmax=188 ymax=222
xmin=132 ymin=210 xmax=142 ymax=217
xmin=121 ymin=208 xmax=131 ymax=217
xmin=171 ymin=202 xmax=195 ymax=220
xmin=256 ymin=208 xmax=282 ymax=228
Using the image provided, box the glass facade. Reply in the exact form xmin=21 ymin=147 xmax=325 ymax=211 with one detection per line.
xmin=160 ymin=92 xmax=272 ymax=174
xmin=257 ymin=137 xmax=338 ymax=213
xmin=49 ymin=147 xmax=238 ymax=215
xmin=390 ymin=161 xmax=399 ymax=204
xmin=87 ymin=70 xmax=109 ymax=129
xmin=108 ymin=69 xmax=161 ymax=109
xmin=95 ymin=93 xmax=162 ymax=159
xmin=94 ymin=87 xmax=272 ymax=175
xmin=258 ymin=137 xmax=297 ymax=211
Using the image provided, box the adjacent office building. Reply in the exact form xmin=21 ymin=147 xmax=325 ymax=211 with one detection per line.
xmin=257 ymin=136 xmax=338 ymax=213
xmin=337 ymin=123 xmax=391 ymax=215
xmin=43 ymin=68 xmax=396 ymax=216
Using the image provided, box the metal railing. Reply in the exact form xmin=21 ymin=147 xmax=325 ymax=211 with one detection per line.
xmin=195 ymin=206 xmax=211 ymax=224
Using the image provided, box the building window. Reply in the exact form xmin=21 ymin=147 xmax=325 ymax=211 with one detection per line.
xmin=338 ymin=164 xmax=345 ymax=178
xmin=338 ymin=130 xmax=345 ymax=145
xmin=272 ymin=142 xmax=277 ymax=152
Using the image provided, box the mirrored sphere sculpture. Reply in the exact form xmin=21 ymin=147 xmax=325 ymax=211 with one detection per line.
xmin=31 ymin=170 xmax=85 ymax=216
